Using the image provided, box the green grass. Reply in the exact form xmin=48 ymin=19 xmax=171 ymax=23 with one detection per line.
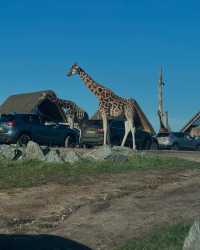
xmin=118 ymin=223 xmax=190 ymax=250
xmin=0 ymin=154 xmax=199 ymax=189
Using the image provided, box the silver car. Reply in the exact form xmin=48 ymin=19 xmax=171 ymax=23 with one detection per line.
xmin=157 ymin=132 xmax=200 ymax=150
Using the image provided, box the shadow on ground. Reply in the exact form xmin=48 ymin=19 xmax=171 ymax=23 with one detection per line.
xmin=0 ymin=234 xmax=92 ymax=250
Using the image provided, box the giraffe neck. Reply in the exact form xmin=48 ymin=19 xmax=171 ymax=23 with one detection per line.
xmin=63 ymin=100 xmax=75 ymax=109
xmin=78 ymin=67 xmax=103 ymax=98
xmin=60 ymin=99 xmax=87 ymax=121
xmin=54 ymin=99 xmax=71 ymax=110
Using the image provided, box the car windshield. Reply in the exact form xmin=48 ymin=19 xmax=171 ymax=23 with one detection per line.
xmin=172 ymin=132 xmax=184 ymax=138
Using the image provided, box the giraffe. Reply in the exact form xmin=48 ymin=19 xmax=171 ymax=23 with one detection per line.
xmin=67 ymin=63 xmax=137 ymax=149
xmin=46 ymin=96 xmax=89 ymax=129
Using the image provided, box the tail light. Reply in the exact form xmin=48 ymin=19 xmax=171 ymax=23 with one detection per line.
xmin=6 ymin=120 xmax=16 ymax=127
xmin=97 ymin=128 xmax=104 ymax=133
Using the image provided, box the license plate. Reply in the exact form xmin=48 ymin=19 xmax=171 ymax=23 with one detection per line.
xmin=87 ymin=130 xmax=96 ymax=134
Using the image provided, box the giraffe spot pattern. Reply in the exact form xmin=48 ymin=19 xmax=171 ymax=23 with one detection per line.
xmin=76 ymin=66 xmax=137 ymax=127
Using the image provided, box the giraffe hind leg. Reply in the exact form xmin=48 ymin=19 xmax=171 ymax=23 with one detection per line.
xmin=130 ymin=124 xmax=136 ymax=150
xmin=107 ymin=124 xmax=111 ymax=145
xmin=121 ymin=120 xmax=130 ymax=147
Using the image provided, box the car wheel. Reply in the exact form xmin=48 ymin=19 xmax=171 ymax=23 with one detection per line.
xmin=171 ymin=143 xmax=179 ymax=150
xmin=64 ymin=135 xmax=77 ymax=148
xmin=17 ymin=134 xmax=31 ymax=146
xmin=149 ymin=141 xmax=159 ymax=150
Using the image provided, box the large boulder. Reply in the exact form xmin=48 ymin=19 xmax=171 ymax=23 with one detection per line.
xmin=84 ymin=145 xmax=112 ymax=161
xmin=112 ymin=146 xmax=134 ymax=156
xmin=62 ymin=150 xmax=81 ymax=164
xmin=25 ymin=141 xmax=45 ymax=161
xmin=45 ymin=149 xmax=63 ymax=163
xmin=106 ymin=153 xmax=128 ymax=162
xmin=0 ymin=145 xmax=22 ymax=160
xmin=183 ymin=219 xmax=200 ymax=250
xmin=105 ymin=146 xmax=133 ymax=162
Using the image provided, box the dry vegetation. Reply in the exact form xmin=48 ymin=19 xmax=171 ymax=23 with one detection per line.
xmin=0 ymin=154 xmax=199 ymax=249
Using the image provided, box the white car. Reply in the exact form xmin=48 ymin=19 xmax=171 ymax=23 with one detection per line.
xmin=156 ymin=132 xmax=200 ymax=150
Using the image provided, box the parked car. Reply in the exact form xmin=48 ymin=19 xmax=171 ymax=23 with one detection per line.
xmin=80 ymin=119 xmax=158 ymax=149
xmin=0 ymin=113 xmax=79 ymax=147
xmin=156 ymin=132 xmax=200 ymax=150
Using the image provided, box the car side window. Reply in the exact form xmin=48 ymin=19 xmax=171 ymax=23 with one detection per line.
xmin=185 ymin=134 xmax=193 ymax=140
xmin=29 ymin=115 xmax=40 ymax=124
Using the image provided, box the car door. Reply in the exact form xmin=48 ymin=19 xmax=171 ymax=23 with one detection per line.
xmin=28 ymin=115 xmax=51 ymax=145
xmin=49 ymin=124 xmax=68 ymax=146
xmin=41 ymin=122 xmax=65 ymax=146
xmin=174 ymin=133 xmax=187 ymax=149
xmin=184 ymin=134 xmax=197 ymax=150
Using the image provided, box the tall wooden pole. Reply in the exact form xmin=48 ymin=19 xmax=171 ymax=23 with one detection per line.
xmin=158 ymin=67 xmax=164 ymax=120
xmin=158 ymin=67 xmax=169 ymax=132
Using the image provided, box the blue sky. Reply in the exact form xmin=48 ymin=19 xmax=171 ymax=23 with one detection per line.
xmin=0 ymin=0 xmax=199 ymax=131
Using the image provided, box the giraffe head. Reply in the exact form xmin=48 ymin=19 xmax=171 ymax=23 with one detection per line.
xmin=67 ymin=63 xmax=80 ymax=77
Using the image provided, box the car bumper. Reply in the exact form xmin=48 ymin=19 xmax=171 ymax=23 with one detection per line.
xmin=80 ymin=135 xmax=104 ymax=146
xmin=158 ymin=144 xmax=173 ymax=149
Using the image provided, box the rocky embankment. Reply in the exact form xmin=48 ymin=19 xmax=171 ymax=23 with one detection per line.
xmin=0 ymin=142 xmax=134 ymax=163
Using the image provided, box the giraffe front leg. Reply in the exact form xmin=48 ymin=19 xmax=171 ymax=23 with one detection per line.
xmin=107 ymin=123 xmax=111 ymax=145
xmin=67 ymin=116 xmax=74 ymax=129
xmin=102 ymin=114 xmax=108 ymax=145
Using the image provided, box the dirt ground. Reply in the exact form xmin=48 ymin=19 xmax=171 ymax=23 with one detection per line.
xmin=0 ymin=152 xmax=200 ymax=250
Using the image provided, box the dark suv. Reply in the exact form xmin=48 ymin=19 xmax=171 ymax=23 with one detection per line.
xmin=80 ymin=119 xmax=158 ymax=149
xmin=0 ymin=113 xmax=79 ymax=147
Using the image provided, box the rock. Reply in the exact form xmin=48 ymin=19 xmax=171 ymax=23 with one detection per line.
xmin=41 ymin=146 xmax=50 ymax=156
xmin=183 ymin=219 xmax=200 ymax=250
xmin=62 ymin=150 xmax=81 ymax=164
xmin=105 ymin=146 xmax=133 ymax=162
xmin=84 ymin=145 xmax=112 ymax=161
xmin=0 ymin=144 xmax=22 ymax=160
xmin=14 ymin=149 xmax=24 ymax=160
xmin=106 ymin=153 xmax=128 ymax=162
xmin=45 ymin=149 xmax=63 ymax=163
xmin=25 ymin=141 xmax=45 ymax=161
xmin=112 ymin=146 xmax=134 ymax=156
